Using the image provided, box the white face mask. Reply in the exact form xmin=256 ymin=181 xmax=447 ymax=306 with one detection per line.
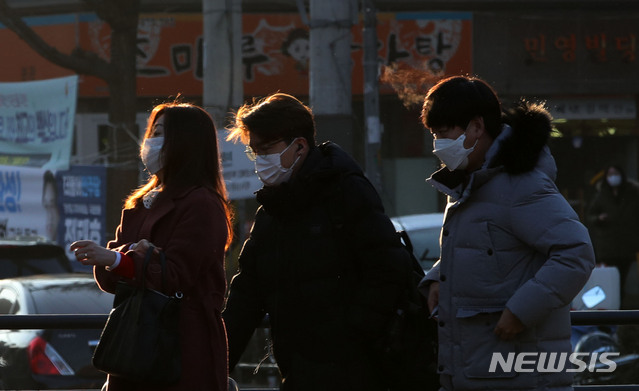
xmin=607 ymin=174 xmax=622 ymax=187
xmin=432 ymin=133 xmax=476 ymax=171
xmin=255 ymin=140 xmax=301 ymax=186
xmin=141 ymin=136 xmax=164 ymax=175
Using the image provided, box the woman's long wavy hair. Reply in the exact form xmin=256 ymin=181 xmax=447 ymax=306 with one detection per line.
xmin=125 ymin=101 xmax=234 ymax=249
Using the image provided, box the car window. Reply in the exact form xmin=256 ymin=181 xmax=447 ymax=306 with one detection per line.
xmin=0 ymin=288 xmax=19 ymax=315
xmin=407 ymin=227 xmax=441 ymax=262
xmin=29 ymin=281 xmax=113 ymax=314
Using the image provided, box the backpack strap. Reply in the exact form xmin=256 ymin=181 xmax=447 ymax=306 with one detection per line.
xmin=397 ymin=230 xmax=426 ymax=277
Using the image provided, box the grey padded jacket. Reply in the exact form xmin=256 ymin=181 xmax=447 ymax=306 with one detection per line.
xmin=421 ymin=104 xmax=595 ymax=390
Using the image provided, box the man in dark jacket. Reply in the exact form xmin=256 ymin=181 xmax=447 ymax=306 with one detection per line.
xmin=223 ymin=93 xmax=411 ymax=391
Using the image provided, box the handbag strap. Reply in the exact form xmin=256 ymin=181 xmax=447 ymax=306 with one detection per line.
xmin=141 ymin=246 xmax=153 ymax=290
xmin=142 ymin=246 xmax=181 ymax=297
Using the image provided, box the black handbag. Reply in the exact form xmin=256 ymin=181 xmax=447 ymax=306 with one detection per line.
xmin=92 ymin=246 xmax=182 ymax=384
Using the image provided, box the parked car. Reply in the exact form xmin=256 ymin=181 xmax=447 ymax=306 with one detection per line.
xmin=0 ymin=236 xmax=73 ymax=278
xmin=391 ymin=213 xmax=444 ymax=271
xmin=0 ymin=274 xmax=112 ymax=389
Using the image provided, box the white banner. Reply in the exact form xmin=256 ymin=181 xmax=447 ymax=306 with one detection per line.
xmin=0 ymin=75 xmax=78 ymax=171
xmin=220 ymin=140 xmax=262 ymax=200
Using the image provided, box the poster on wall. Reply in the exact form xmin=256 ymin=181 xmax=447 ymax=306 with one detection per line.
xmin=0 ymin=164 xmax=106 ymax=270
xmin=57 ymin=165 xmax=107 ymax=271
xmin=0 ymin=166 xmax=56 ymax=241
xmin=0 ymin=75 xmax=77 ymax=171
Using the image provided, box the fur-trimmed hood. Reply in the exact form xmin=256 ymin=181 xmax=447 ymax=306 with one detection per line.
xmin=490 ymin=101 xmax=554 ymax=176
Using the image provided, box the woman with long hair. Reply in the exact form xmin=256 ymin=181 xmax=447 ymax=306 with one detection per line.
xmin=71 ymin=101 xmax=233 ymax=390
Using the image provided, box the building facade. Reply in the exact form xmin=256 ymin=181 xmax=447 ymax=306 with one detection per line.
xmin=1 ymin=6 xmax=637 ymax=222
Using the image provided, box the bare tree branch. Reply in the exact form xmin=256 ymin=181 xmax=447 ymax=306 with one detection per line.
xmin=1 ymin=0 xmax=143 ymax=235
xmin=0 ymin=0 xmax=112 ymax=80
xmin=81 ymin=0 xmax=139 ymax=29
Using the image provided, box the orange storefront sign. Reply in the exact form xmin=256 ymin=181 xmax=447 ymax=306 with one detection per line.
xmin=0 ymin=12 xmax=472 ymax=97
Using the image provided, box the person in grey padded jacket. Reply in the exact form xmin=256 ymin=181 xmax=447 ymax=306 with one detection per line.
xmin=419 ymin=76 xmax=596 ymax=391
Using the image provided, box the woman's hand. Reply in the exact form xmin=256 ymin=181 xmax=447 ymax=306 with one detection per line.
xmin=129 ymin=239 xmax=161 ymax=256
xmin=70 ymin=240 xmax=117 ymax=268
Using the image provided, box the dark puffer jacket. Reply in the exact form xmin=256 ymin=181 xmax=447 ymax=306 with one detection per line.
xmin=223 ymin=142 xmax=407 ymax=391
xmin=586 ymin=177 xmax=639 ymax=267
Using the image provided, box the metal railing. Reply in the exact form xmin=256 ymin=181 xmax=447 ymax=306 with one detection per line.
xmin=0 ymin=310 xmax=638 ymax=390
xmin=571 ymin=310 xmax=639 ymax=326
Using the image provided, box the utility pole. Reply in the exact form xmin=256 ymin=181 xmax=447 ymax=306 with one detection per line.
xmin=202 ymin=0 xmax=243 ymax=128
xmin=309 ymin=0 xmax=356 ymax=154
xmin=202 ymin=0 xmax=253 ymax=246
xmin=362 ymin=0 xmax=383 ymax=193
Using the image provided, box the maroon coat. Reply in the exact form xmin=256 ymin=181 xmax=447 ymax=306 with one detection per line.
xmin=94 ymin=186 xmax=228 ymax=391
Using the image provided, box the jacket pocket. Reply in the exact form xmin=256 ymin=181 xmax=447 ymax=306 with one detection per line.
xmin=457 ymin=306 xmax=516 ymax=379
xmin=456 ymin=306 xmax=536 ymax=389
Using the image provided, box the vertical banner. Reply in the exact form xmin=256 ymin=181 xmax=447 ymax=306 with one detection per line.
xmin=58 ymin=165 xmax=107 ymax=270
xmin=0 ymin=75 xmax=77 ymax=171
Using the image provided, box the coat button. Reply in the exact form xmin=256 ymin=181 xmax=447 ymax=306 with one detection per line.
xmin=439 ymin=321 xmax=445 ymax=327
xmin=487 ymin=248 xmax=494 ymax=255
xmin=440 ymin=275 xmax=447 ymax=282
xmin=438 ymin=365 xmax=444 ymax=372
xmin=443 ymin=230 xmax=449 ymax=237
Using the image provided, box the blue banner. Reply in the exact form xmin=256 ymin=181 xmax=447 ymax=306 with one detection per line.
xmin=57 ymin=165 xmax=107 ymax=272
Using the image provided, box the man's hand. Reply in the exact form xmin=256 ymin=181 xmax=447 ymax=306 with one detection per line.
xmin=428 ymin=281 xmax=440 ymax=314
xmin=494 ymin=307 xmax=525 ymax=340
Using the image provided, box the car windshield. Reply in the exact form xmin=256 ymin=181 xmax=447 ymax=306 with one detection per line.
xmin=0 ymin=257 xmax=70 ymax=277
xmin=28 ymin=280 xmax=112 ymax=314
xmin=0 ymin=244 xmax=72 ymax=278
